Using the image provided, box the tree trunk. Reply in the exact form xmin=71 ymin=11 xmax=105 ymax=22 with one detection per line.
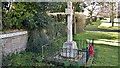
xmin=90 ymin=11 xmax=93 ymax=24
xmin=111 ymin=16 xmax=114 ymax=26
xmin=110 ymin=2 xmax=114 ymax=27
xmin=90 ymin=16 xmax=93 ymax=24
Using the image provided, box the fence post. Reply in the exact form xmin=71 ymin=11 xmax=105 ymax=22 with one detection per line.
xmin=0 ymin=39 xmax=3 ymax=68
xmin=42 ymin=46 xmax=44 ymax=59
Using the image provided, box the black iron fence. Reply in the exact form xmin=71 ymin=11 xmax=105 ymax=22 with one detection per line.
xmin=41 ymin=39 xmax=94 ymax=65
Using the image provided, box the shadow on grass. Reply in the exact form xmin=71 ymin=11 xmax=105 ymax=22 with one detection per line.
xmin=74 ymin=31 xmax=118 ymax=40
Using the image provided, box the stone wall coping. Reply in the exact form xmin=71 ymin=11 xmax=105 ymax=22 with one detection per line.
xmin=0 ymin=31 xmax=27 ymax=39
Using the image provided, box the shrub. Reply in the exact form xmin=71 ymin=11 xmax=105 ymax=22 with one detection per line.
xmin=92 ymin=16 xmax=97 ymax=22
xmin=75 ymin=13 xmax=86 ymax=33
xmin=85 ymin=18 xmax=91 ymax=26
xmin=117 ymin=15 xmax=120 ymax=18
xmin=99 ymin=17 xmax=104 ymax=20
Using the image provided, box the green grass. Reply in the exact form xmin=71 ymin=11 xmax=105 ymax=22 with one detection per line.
xmin=74 ymin=31 xmax=119 ymax=66
xmin=74 ymin=31 xmax=118 ymax=40
xmin=98 ymin=26 xmax=120 ymax=30
xmin=86 ymin=20 xmax=120 ymax=30
xmin=3 ymin=52 xmax=51 ymax=66
xmin=93 ymin=44 xmax=118 ymax=66
xmin=84 ymin=20 xmax=119 ymax=66
xmin=86 ymin=20 xmax=101 ymax=29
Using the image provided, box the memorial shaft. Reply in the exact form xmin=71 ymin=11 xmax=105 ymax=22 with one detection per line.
xmin=67 ymin=1 xmax=73 ymax=42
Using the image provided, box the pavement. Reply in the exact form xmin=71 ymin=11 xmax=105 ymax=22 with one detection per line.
xmin=94 ymin=39 xmax=119 ymax=46
xmin=104 ymin=18 xmax=120 ymax=23
xmin=99 ymin=22 xmax=119 ymax=27
xmin=86 ymin=38 xmax=119 ymax=46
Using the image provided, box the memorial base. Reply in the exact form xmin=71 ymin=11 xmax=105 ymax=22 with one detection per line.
xmin=61 ymin=41 xmax=78 ymax=58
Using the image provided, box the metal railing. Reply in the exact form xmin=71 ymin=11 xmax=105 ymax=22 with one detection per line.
xmin=41 ymin=39 xmax=94 ymax=59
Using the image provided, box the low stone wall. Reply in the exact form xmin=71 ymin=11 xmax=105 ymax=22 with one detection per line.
xmin=0 ymin=31 xmax=28 ymax=56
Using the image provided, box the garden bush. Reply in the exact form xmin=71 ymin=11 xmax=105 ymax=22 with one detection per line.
xmin=92 ymin=16 xmax=97 ymax=22
xmin=117 ymin=15 xmax=120 ymax=18
xmin=85 ymin=18 xmax=91 ymax=26
xmin=75 ymin=13 xmax=86 ymax=33
xmin=99 ymin=17 xmax=104 ymax=20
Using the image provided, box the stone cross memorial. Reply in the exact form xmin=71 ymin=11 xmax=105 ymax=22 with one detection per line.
xmin=61 ymin=1 xmax=78 ymax=58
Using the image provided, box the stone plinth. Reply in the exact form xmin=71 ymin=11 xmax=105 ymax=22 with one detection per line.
xmin=61 ymin=41 xmax=78 ymax=58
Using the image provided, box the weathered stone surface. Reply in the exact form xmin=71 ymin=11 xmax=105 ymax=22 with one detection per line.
xmin=1 ymin=31 xmax=28 ymax=56
xmin=61 ymin=41 xmax=78 ymax=58
xmin=61 ymin=2 xmax=78 ymax=58
xmin=0 ymin=41 xmax=2 ymax=67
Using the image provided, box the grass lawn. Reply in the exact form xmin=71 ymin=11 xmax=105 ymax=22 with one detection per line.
xmin=98 ymin=26 xmax=120 ymax=30
xmin=74 ymin=31 xmax=118 ymax=40
xmin=93 ymin=44 xmax=118 ymax=66
xmin=86 ymin=20 xmax=120 ymax=30
xmin=74 ymin=31 xmax=118 ymax=66
xmin=85 ymin=20 xmax=101 ymax=29
xmin=76 ymin=20 xmax=119 ymax=66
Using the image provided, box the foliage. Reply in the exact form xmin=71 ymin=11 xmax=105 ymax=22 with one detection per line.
xmin=117 ymin=16 xmax=120 ymax=18
xmin=26 ymin=30 xmax=49 ymax=52
xmin=2 ymin=2 xmax=67 ymax=52
xmin=2 ymin=51 xmax=52 ymax=67
xmin=2 ymin=2 xmax=85 ymax=30
xmin=2 ymin=2 xmax=36 ymax=30
xmin=75 ymin=13 xmax=86 ymax=33
xmin=2 ymin=37 xmax=66 ymax=67
xmin=73 ymin=2 xmax=82 ymax=12
xmin=25 ymin=2 xmax=67 ymax=52
xmin=85 ymin=18 xmax=91 ymax=25
xmin=85 ymin=20 xmax=101 ymax=29
xmin=92 ymin=16 xmax=97 ymax=22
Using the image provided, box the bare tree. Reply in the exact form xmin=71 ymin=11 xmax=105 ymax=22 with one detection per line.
xmin=94 ymin=2 xmax=116 ymax=27
xmin=86 ymin=2 xmax=99 ymax=23
xmin=109 ymin=2 xmax=116 ymax=26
